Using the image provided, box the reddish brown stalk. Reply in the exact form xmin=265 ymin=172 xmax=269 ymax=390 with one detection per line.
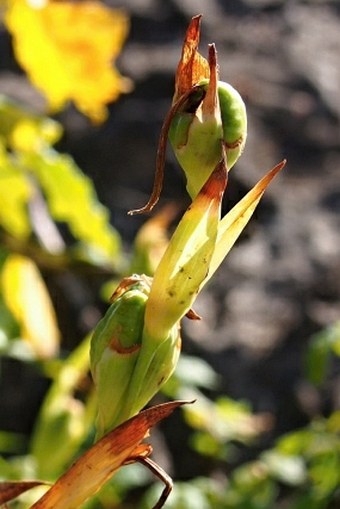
xmin=135 ymin=456 xmax=173 ymax=509
xmin=128 ymin=85 xmax=202 ymax=216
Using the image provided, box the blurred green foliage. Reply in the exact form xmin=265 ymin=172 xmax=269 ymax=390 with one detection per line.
xmin=306 ymin=322 xmax=340 ymax=386
xmin=0 ymin=96 xmax=121 ymax=265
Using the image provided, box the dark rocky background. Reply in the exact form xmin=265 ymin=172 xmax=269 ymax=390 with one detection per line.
xmin=0 ymin=0 xmax=339 ymax=484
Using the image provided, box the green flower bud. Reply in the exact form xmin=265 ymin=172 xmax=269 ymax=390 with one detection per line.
xmin=90 ymin=275 xmax=182 ymax=437
xmin=169 ymin=78 xmax=247 ymax=200
xmin=90 ymin=278 xmax=148 ymax=437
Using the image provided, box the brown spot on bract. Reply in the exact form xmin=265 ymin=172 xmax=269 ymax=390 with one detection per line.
xmin=109 ymin=336 xmax=141 ymax=355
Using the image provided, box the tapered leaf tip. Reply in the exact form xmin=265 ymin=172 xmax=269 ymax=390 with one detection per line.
xmin=259 ymin=159 xmax=286 ymax=191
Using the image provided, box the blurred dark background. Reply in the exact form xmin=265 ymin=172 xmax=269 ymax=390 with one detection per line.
xmin=0 ymin=0 xmax=339 ymax=482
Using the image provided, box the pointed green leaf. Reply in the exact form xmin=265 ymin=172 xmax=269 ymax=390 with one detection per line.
xmin=205 ymin=160 xmax=286 ymax=287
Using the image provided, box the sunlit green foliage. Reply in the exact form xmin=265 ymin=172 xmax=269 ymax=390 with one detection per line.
xmin=0 ymin=97 xmax=121 ymax=265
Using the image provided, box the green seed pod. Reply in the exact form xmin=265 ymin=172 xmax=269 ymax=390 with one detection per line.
xmin=169 ymin=79 xmax=247 ymax=199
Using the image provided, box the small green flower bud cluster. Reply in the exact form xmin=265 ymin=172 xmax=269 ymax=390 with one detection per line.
xmin=90 ymin=276 xmax=181 ymax=438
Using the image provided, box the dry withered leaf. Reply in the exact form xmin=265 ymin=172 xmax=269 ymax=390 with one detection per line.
xmin=0 ymin=481 xmax=49 ymax=505
xmin=29 ymin=400 xmax=190 ymax=509
xmin=173 ymin=14 xmax=210 ymax=103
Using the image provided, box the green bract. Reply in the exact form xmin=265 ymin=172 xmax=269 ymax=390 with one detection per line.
xmin=169 ymin=79 xmax=247 ymax=200
xmin=201 ymin=79 xmax=247 ymax=167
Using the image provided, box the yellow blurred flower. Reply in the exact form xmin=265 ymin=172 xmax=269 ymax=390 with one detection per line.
xmin=6 ymin=0 xmax=131 ymax=122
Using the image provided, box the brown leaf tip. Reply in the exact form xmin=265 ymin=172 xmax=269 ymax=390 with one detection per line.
xmin=173 ymin=14 xmax=209 ymax=102
xmin=185 ymin=14 xmax=203 ymax=49
xmin=202 ymin=43 xmax=220 ymax=116
xmin=199 ymin=150 xmax=228 ymax=202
